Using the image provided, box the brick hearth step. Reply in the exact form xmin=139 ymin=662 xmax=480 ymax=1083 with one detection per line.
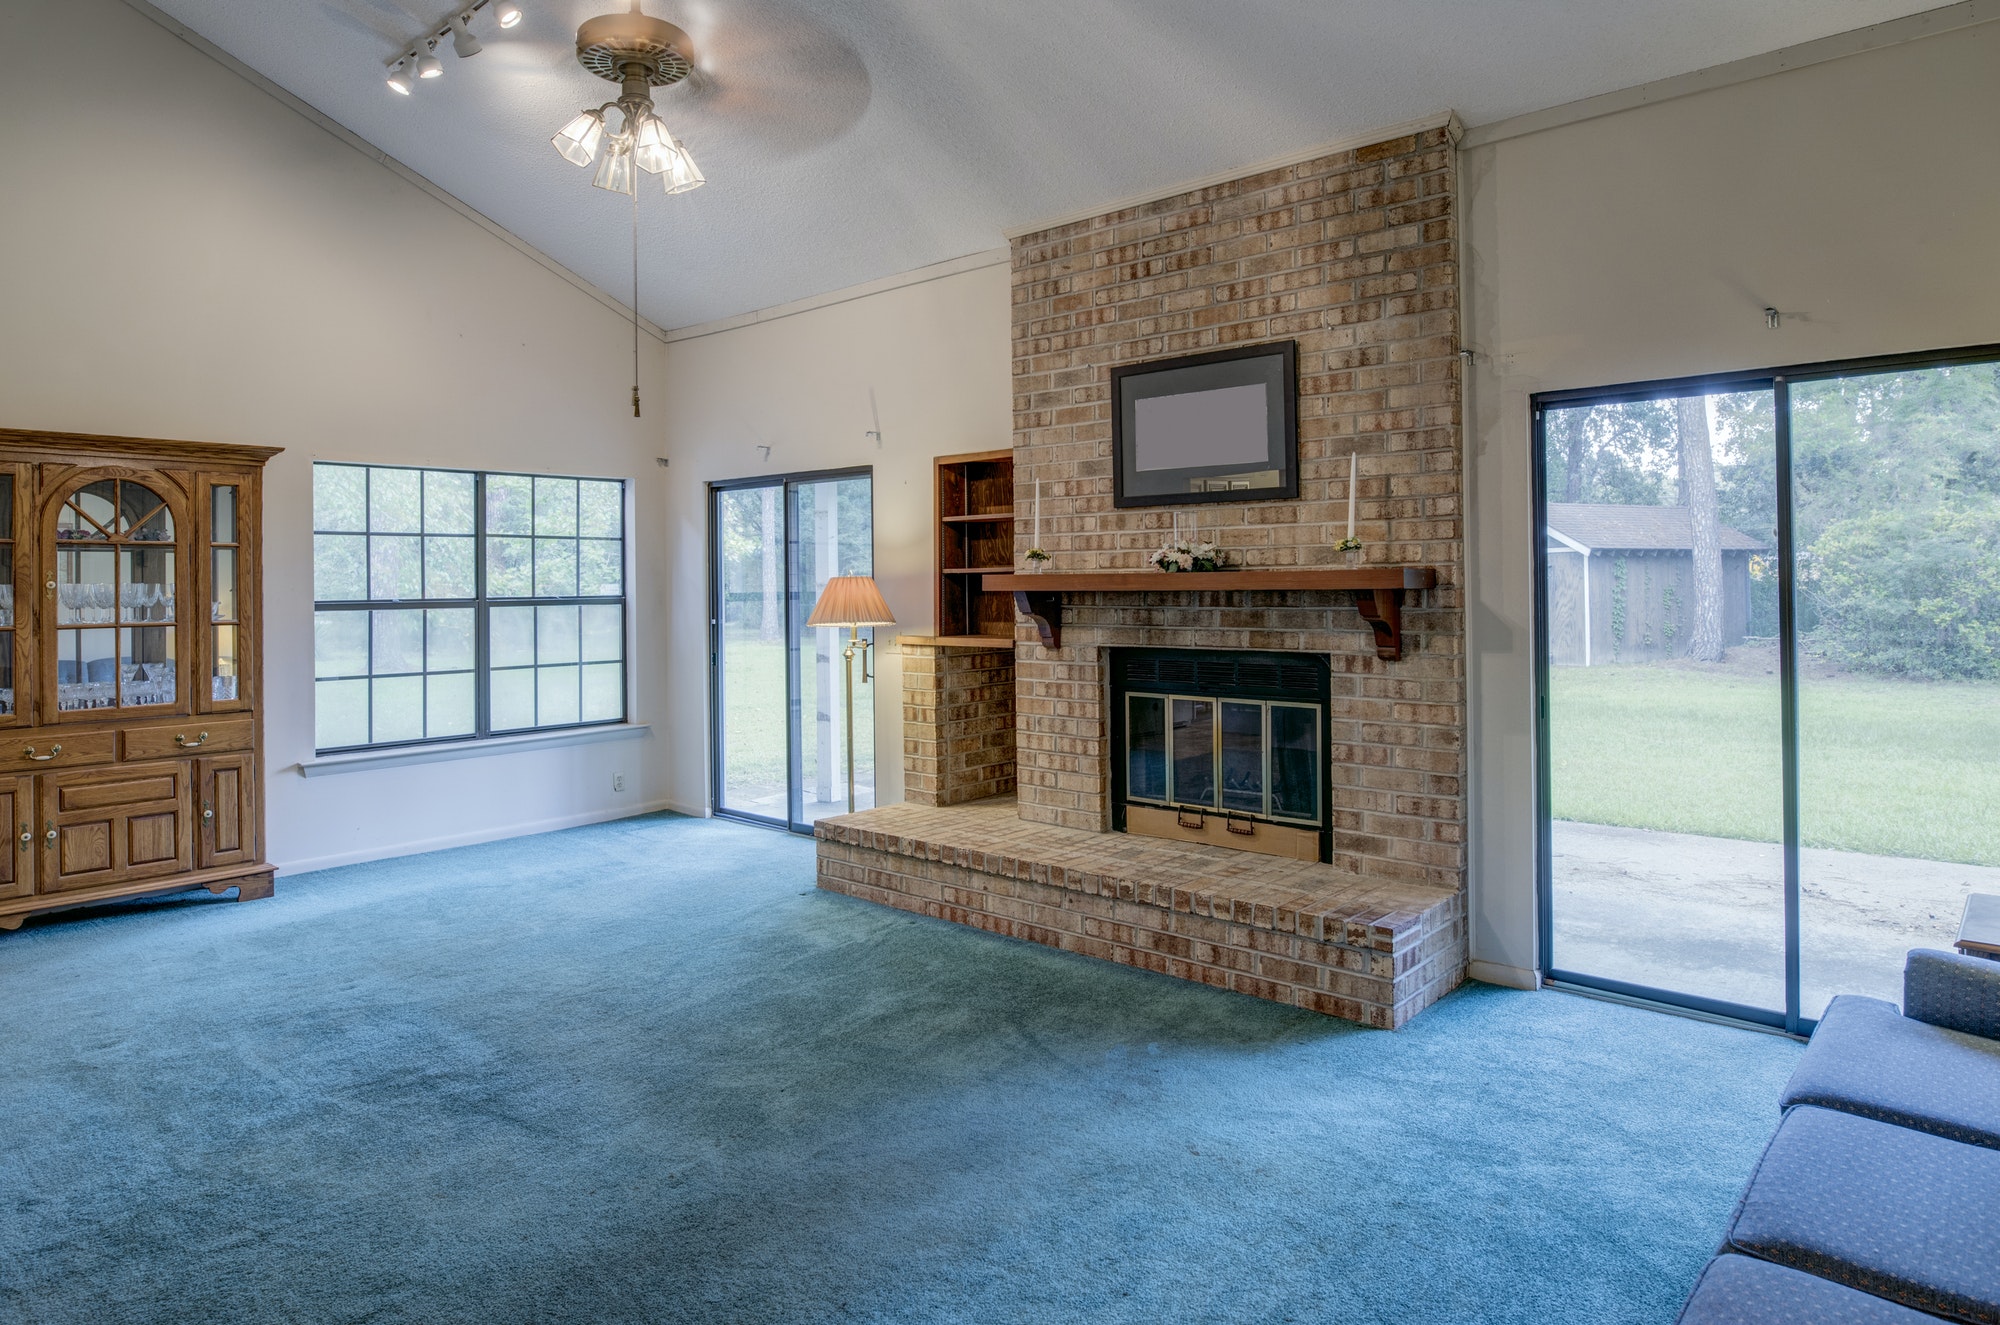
xmin=814 ymin=798 xmax=1465 ymax=1029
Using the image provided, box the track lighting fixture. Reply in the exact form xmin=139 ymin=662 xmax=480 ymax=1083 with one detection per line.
xmin=381 ymin=1 xmax=521 ymax=96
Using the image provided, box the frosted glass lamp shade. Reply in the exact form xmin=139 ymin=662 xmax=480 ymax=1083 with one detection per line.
xmin=591 ymin=135 xmax=636 ymax=196
xmin=663 ymin=140 xmax=705 ymax=194
xmin=552 ymin=110 xmax=606 ymax=167
xmin=805 ymin=576 xmax=895 ymax=628
xmin=631 ymin=116 xmax=676 ymax=175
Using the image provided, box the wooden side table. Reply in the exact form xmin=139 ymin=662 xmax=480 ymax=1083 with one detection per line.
xmin=1956 ymin=894 xmax=2000 ymax=961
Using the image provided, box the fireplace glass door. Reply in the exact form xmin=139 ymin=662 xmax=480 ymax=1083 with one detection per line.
xmin=1126 ymin=692 xmax=1320 ymax=826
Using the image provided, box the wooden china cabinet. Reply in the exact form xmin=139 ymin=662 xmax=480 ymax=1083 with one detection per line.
xmin=0 ymin=428 xmax=278 ymax=931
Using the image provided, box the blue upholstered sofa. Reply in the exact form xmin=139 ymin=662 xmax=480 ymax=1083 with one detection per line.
xmin=1676 ymin=949 xmax=2000 ymax=1324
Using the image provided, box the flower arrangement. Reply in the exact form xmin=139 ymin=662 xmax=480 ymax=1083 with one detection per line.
xmin=1151 ymin=538 xmax=1222 ymax=573
xmin=1336 ymin=536 xmax=1363 ymax=552
xmin=1024 ymin=547 xmax=1051 ymax=568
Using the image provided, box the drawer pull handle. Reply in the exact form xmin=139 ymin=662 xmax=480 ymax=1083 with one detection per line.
xmin=1225 ymin=816 xmax=1255 ymax=837
xmin=1177 ymin=808 xmax=1205 ymax=830
xmin=22 ymin=745 xmax=61 ymax=762
xmin=175 ymin=731 xmax=210 ymax=748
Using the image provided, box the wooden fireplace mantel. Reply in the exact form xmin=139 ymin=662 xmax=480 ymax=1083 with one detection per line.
xmin=980 ymin=567 xmax=1439 ymax=659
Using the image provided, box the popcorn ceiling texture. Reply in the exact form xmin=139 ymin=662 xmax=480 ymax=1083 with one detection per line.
xmin=1007 ymin=126 xmax=1467 ymax=899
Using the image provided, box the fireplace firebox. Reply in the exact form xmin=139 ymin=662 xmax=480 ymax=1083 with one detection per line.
xmin=1109 ymin=649 xmax=1332 ymax=862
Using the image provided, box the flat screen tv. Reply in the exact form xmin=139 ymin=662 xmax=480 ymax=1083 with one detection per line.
xmin=1111 ymin=340 xmax=1298 ymax=509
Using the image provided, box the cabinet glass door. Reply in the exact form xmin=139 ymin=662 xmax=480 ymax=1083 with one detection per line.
xmin=53 ymin=478 xmax=179 ymax=712
xmin=0 ymin=470 xmax=16 ymax=721
xmin=208 ymin=483 xmax=244 ymax=706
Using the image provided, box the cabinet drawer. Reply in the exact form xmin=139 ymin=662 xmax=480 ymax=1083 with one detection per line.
xmin=9 ymin=731 xmax=117 ymax=770
xmin=121 ymin=717 xmax=253 ymax=763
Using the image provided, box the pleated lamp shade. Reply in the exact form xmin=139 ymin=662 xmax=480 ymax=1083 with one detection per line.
xmin=805 ymin=575 xmax=896 ymax=628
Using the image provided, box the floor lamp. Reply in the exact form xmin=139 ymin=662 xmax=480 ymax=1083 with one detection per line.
xmin=804 ymin=575 xmax=896 ymax=814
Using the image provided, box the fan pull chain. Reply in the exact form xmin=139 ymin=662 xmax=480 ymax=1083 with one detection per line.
xmin=631 ymin=181 xmax=641 ymax=418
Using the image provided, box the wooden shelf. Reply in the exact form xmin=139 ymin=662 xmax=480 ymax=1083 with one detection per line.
xmin=897 ymin=634 xmax=1017 ymax=651
xmin=934 ymin=449 xmax=1016 ymax=639
xmin=982 ymin=566 xmax=1439 ymax=659
xmin=981 ymin=568 xmax=1436 ymax=592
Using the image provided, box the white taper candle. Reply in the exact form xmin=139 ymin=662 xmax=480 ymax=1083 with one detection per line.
xmin=1347 ymin=452 xmax=1358 ymax=540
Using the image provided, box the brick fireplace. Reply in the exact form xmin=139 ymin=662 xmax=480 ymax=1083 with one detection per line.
xmin=817 ymin=121 xmax=1468 ymax=1028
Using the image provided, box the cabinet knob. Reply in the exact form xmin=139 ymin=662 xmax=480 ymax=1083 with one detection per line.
xmin=17 ymin=824 xmax=28 ymax=848
xmin=202 ymin=803 xmax=214 ymax=824
xmin=44 ymin=821 xmax=56 ymax=845
xmin=174 ymin=731 xmax=210 ymax=748
xmin=22 ymin=745 xmax=61 ymax=762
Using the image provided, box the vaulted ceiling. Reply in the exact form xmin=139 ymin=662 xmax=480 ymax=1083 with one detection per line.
xmin=148 ymin=0 xmax=1940 ymax=329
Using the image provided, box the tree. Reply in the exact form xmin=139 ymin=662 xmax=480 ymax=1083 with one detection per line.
xmin=1676 ymin=395 xmax=1725 ymax=662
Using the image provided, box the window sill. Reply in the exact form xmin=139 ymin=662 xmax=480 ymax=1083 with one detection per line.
xmin=296 ymin=723 xmax=652 ymax=778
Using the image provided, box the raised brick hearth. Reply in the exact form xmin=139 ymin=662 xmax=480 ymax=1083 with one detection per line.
xmin=816 ymin=799 xmax=1464 ymax=1028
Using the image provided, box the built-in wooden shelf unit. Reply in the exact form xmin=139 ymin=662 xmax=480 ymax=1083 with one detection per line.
xmin=933 ymin=449 xmax=1017 ymax=646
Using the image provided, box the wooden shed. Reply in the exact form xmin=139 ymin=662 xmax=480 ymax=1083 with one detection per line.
xmin=1546 ymin=503 xmax=1764 ymax=665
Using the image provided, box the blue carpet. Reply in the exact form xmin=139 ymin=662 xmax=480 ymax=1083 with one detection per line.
xmin=0 ymin=813 xmax=1798 ymax=1324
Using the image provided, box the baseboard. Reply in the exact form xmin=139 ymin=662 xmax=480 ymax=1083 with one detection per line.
xmin=1468 ymin=960 xmax=1542 ymax=991
xmin=276 ymin=799 xmax=681 ymax=875
xmin=661 ymin=799 xmax=710 ymax=819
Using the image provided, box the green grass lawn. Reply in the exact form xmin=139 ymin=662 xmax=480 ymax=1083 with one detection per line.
xmin=718 ymin=629 xmax=875 ymax=807
xmin=1551 ymin=665 xmax=2000 ymax=866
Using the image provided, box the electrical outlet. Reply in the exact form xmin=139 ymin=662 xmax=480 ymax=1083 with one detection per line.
xmin=613 ymin=773 xmax=625 ymax=793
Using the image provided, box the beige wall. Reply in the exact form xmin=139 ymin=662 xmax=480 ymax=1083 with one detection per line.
xmin=0 ymin=0 xmax=673 ymax=870
xmin=1460 ymin=19 xmax=2000 ymax=979
xmin=655 ymin=264 xmax=1014 ymax=811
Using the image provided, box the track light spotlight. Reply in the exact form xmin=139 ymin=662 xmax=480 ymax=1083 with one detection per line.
xmin=492 ymin=1 xmax=524 ymax=28
xmin=417 ymin=45 xmax=444 ymax=78
xmin=449 ymin=15 xmax=482 ymax=57
xmin=386 ymin=59 xmax=414 ymax=94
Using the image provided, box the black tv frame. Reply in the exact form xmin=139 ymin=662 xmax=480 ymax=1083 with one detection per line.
xmin=1110 ymin=339 xmax=1299 ymax=509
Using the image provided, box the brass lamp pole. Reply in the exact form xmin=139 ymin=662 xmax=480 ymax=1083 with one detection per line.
xmin=804 ymin=576 xmax=897 ymax=814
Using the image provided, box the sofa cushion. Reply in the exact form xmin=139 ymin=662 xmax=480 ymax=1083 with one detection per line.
xmin=1783 ymin=995 xmax=2000 ymax=1149
xmin=1725 ymin=1105 xmax=2000 ymax=1324
xmin=1906 ymin=948 xmax=2000 ymax=1040
xmin=1676 ymin=1255 xmax=1941 ymax=1325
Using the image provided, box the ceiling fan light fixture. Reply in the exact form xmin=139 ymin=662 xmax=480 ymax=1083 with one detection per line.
xmin=552 ymin=109 xmax=607 ymax=167
xmin=591 ymin=135 xmax=638 ymax=196
xmin=449 ymin=15 xmax=482 ymax=58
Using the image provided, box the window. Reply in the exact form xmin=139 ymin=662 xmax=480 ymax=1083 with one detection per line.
xmin=312 ymin=464 xmax=626 ymax=753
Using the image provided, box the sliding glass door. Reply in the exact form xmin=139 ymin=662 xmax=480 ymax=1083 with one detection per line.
xmin=711 ymin=469 xmax=875 ymax=832
xmin=1537 ymin=348 xmax=2000 ymax=1031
